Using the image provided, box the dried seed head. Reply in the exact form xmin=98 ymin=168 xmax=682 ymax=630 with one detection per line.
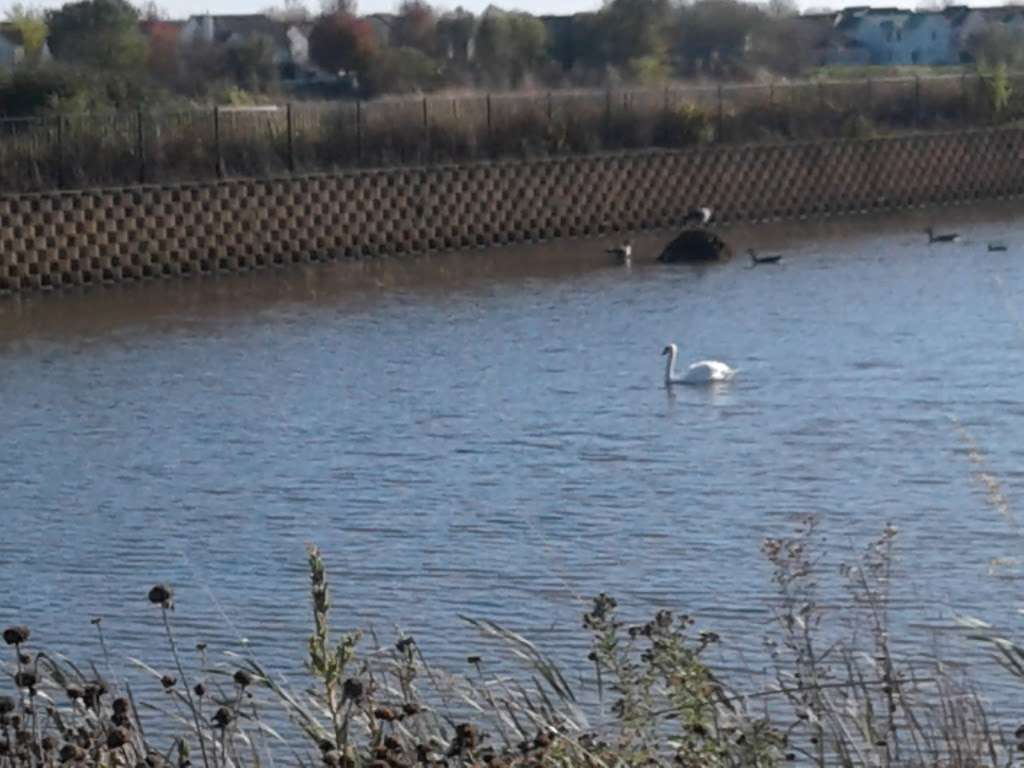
xmin=374 ymin=707 xmax=399 ymax=722
xmin=160 ymin=675 xmax=177 ymax=690
xmin=41 ymin=735 xmax=56 ymax=752
xmin=2 ymin=626 xmax=30 ymax=646
xmin=0 ymin=696 xmax=14 ymax=715
xmin=60 ymin=743 xmax=86 ymax=763
xmin=13 ymin=671 xmax=36 ymax=690
xmin=113 ymin=697 xmax=130 ymax=715
xmin=466 ymin=656 xmax=482 ymax=665
xmin=383 ymin=736 xmax=401 ymax=751
xmin=401 ymin=703 xmax=421 ymax=717
xmin=212 ymin=707 xmax=232 ymax=729
xmin=341 ymin=678 xmax=363 ymax=702
xmin=82 ymin=683 xmax=106 ymax=710
xmin=232 ymin=670 xmax=253 ymax=688
xmin=65 ymin=687 xmax=82 ymax=701
xmin=193 ymin=683 xmax=206 ymax=698
xmin=148 ymin=585 xmax=173 ymax=608
xmin=106 ymin=728 xmax=129 ymax=750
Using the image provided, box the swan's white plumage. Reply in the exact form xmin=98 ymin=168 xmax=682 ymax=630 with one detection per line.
xmin=662 ymin=343 xmax=735 ymax=385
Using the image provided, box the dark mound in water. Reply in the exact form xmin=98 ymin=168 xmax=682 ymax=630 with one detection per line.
xmin=657 ymin=229 xmax=733 ymax=263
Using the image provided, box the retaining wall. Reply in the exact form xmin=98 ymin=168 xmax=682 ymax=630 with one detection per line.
xmin=2 ymin=128 xmax=1024 ymax=295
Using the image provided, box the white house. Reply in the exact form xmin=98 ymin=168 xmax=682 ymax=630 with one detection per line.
xmin=179 ymin=14 xmax=310 ymax=74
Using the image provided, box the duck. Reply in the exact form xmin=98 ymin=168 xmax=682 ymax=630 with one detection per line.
xmin=662 ymin=342 xmax=736 ymax=386
xmin=748 ymin=248 xmax=782 ymax=265
xmin=683 ymin=207 xmax=714 ymax=227
xmin=606 ymin=240 xmax=632 ymax=265
xmin=988 ymin=242 xmax=1008 ymax=252
xmin=926 ymin=227 xmax=960 ymax=243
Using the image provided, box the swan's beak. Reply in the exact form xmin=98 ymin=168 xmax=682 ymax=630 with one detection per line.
xmin=661 ymin=346 xmax=670 ymax=356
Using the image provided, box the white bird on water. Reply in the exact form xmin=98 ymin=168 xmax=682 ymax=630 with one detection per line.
xmin=661 ymin=342 xmax=736 ymax=385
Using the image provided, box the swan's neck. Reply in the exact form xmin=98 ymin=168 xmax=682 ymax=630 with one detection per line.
xmin=664 ymin=348 xmax=678 ymax=384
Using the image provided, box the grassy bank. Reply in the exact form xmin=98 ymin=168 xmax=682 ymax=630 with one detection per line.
xmin=2 ymin=72 xmax=1024 ymax=195
xmin=1 ymin=520 xmax=1020 ymax=767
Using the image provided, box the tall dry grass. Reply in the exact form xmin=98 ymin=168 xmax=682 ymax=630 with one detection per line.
xmin=1 ymin=522 xmax=1019 ymax=767
xmin=0 ymin=72 xmax=1020 ymax=194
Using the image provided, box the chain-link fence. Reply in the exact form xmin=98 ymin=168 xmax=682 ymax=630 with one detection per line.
xmin=0 ymin=72 xmax=1017 ymax=194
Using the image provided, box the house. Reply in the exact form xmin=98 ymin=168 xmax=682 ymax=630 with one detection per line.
xmin=178 ymin=14 xmax=310 ymax=76
xmin=820 ymin=5 xmax=1024 ymax=67
xmin=365 ymin=13 xmax=397 ymax=48
xmin=0 ymin=26 xmax=26 ymax=68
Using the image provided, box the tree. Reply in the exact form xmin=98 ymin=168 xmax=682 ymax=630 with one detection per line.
xmin=436 ymin=7 xmax=474 ymax=62
xmin=475 ymin=9 xmax=547 ymax=86
xmin=595 ymin=0 xmax=672 ymax=69
xmin=263 ymin=0 xmax=311 ymax=24
xmin=320 ymin=0 xmax=356 ymax=16
xmin=4 ymin=4 xmax=48 ymax=64
xmin=674 ymin=0 xmax=767 ymax=77
xmin=363 ymin=46 xmax=439 ymax=94
xmin=142 ymin=19 xmax=180 ymax=84
xmin=308 ymin=11 xmax=377 ymax=75
xmin=46 ymin=0 xmax=147 ymax=71
xmin=766 ymin=0 xmax=798 ymax=18
xmin=966 ymin=23 xmax=1024 ymax=68
xmin=226 ymin=33 xmax=278 ymax=91
xmin=393 ymin=0 xmax=437 ymax=55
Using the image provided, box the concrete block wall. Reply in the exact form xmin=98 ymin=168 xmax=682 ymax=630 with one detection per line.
xmin=2 ymin=128 xmax=1023 ymax=295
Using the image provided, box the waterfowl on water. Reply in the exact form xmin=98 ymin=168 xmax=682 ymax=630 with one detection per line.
xmin=926 ymin=227 xmax=960 ymax=243
xmin=606 ymin=241 xmax=633 ymax=265
xmin=988 ymin=242 xmax=1008 ymax=252
xmin=683 ymin=207 xmax=714 ymax=226
xmin=661 ymin=342 xmax=736 ymax=386
xmin=748 ymin=248 xmax=782 ymax=265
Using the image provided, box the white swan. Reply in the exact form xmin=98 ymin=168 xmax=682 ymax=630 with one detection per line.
xmin=662 ymin=343 xmax=736 ymax=385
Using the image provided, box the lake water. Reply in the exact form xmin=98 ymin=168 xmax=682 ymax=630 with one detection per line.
xmin=3 ymin=203 xmax=1024 ymax=702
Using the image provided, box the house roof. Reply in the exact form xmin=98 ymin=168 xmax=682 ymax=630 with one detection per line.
xmin=0 ymin=24 xmax=25 ymax=47
xmin=189 ymin=14 xmax=295 ymax=47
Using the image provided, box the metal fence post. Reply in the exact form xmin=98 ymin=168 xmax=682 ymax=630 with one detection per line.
xmin=914 ymin=75 xmax=921 ymax=128
xmin=213 ymin=106 xmax=223 ymax=179
xmin=55 ymin=115 xmax=65 ymax=190
xmin=136 ymin=108 xmax=146 ymax=185
xmin=961 ymin=73 xmax=969 ymax=125
xmin=769 ymin=81 xmax=775 ymax=110
xmin=486 ymin=93 xmax=493 ymax=158
xmin=604 ymin=87 xmax=612 ymax=146
xmin=356 ymin=100 xmax=363 ymax=164
xmin=716 ymin=84 xmax=724 ymax=142
xmin=286 ymin=102 xmax=295 ymax=173
xmin=422 ymin=96 xmax=429 ymax=161
xmin=546 ymin=91 xmax=553 ymax=124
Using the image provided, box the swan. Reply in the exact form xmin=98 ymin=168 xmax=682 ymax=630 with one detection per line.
xmin=748 ymin=248 xmax=782 ymax=265
xmin=926 ymin=227 xmax=959 ymax=243
xmin=684 ymin=207 xmax=714 ymax=226
xmin=606 ymin=240 xmax=632 ymax=265
xmin=662 ymin=343 xmax=736 ymax=385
